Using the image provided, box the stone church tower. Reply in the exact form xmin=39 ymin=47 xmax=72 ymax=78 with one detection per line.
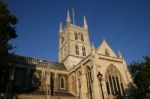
xmin=58 ymin=10 xmax=91 ymax=70
xmin=8 ymin=10 xmax=135 ymax=99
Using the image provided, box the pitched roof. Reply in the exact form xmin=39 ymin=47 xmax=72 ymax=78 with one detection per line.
xmin=97 ymin=39 xmax=117 ymax=57
xmin=11 ymin=54 xmax=67 ymax=71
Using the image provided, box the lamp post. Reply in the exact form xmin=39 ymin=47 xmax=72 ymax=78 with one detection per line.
xmin=97 ymin=72 xmax=104 ymax=99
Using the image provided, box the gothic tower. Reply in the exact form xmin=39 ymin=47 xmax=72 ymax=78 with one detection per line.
xmin=58 ymin=10 xmax=91 ymax=70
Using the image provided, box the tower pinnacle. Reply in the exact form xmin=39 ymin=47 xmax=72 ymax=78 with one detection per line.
xmin=67 ymin=10 xmax=71 ymax=23
xmin=59 ymin=22 xmax=63 ymax=33
xmin=84 ymin=16 xmax=88 ymax=30
xmin=118 ymin=50 xmax=123 ymax=59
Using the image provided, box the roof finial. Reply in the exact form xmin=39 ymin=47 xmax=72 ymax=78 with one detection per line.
xmin=91 ymin=42 xmax=96 ymax=55
xmin=67 ymin=10 xmax=71 ymax=23
xmin=84 ymin=16 xmax=88 ymax=30
xmin=118 ymin=50 xmax=123 ymax=59
xmin=92 ymin=42 xmax=95 ymax=49
xmin=59 ymin=22 xmax=63 ymax=33
xmin=102 ymin=37 xmax=106 ymax=42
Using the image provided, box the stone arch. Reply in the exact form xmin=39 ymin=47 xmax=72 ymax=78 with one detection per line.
xmin=76 ymin=70 xmax=82 ymax=97
xmin=60 ymin=76 xmax=65 ymax=89
xmin=105 ymin=64 xmax=125 ymax=98
xmin=104 ymin=64 xmax=123 ymax=80
xmin=85 ymin=66 xmax=93 ymax=99
xmin=71 ymin=74 xmax=76 ymax=93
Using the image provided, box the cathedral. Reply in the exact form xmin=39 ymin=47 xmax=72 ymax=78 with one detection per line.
xmin=5 ymin=11 xmax=134 ymax=99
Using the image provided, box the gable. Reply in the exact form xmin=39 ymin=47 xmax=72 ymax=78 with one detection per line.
xmin=96 ymin=40 xmax=117 ymax=57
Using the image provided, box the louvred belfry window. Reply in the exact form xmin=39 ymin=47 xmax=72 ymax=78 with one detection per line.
xmin=82 ymin=46 xmax=86 ymax=56
xmin=74 ymin=32 xmax=78 ymax=40
xmin=75 ymin=44 xmax=79 ymax=55
xmin=81 ymin=34 xmax=84 ymax=42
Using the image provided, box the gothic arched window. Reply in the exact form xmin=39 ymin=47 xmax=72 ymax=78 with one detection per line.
xmin=74 ymin=32 xmax=78 ymax=40
xmin=82 ymin=46 xmax=86 ymax=56
xmin=105 ymin=65 xmax=125 ymax=97
xmin=75 ymin=44 xmax=79 ymax=55
xmin=71 ymin=75 xmax=76 ymax=93
xmin=86 ymin=66 xmax=93 ymax=98
xmin=105 ymin=49 xmax=109 ymax=56
xmin=60 ymin=77 xmax=65 ymax=89
xmin=81 ymin=34 xmax=84 ymax=42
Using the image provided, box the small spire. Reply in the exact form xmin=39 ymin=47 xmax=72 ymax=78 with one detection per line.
xmin=59 ymin=22 xmax=63 ymax=33
xmin=92 ymin=43 xmax=95 ymax=49
xmin=84 ymin=16 xmax=88 ymax=30
xmin=67 ymin=10 xmax=71 ymax=23
xmin=102 ymin=37 xmax=106 ymax=43
xmin=91 ymin=42 xmax=96 ymax=56
xmin=118 ymin=50 xmax=123 ymax=59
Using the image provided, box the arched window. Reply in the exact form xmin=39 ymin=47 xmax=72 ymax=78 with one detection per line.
xmin=81 ymin=34 xmax=84 ymax=41
xmin=86 ymin=67 xmax=92 ymax=98
xmin=60 ymin=77 xmax=65 ymax=89
xmin=75 ymin=44 xmax=79 ymax=55
xmin=71 ymin=75 xmax=76 ymax=93
xmin=82 ymin=46 xmax=86 ymax=56
xmin=74 ymin=32 xmax=78 ymax=40
xmin=105 ymin=49 xmax=109 ymax=56
xmin=105 ymin=65 xmax=125 ymax=97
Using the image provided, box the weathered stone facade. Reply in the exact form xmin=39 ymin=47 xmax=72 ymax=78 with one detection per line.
xmin=3 ymin=11 xmax=134 ymax=99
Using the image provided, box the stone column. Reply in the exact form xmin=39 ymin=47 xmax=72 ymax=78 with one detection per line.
xmin=45 ymin=72 xmax=51 ymax=99
xmin=107 ymin=77 xmax=112 ymax=96
xmin=54 ymin=72 xmax=58 ymax=92
xmin=80 ymin=66 xmax=88 ymax=99
xmin=114 ymin=76 xmax=119 ymax=95
xmin=111 ymin=75 xmax=115 ymax=95
xmin=45 ymin=72 xmax=50 ymax=95
xmin=118 ymin=77 xmax=123 ymax=95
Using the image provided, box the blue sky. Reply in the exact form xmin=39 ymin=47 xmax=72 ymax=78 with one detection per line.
xmin=5 ymin=0 xmax=150 ymax=64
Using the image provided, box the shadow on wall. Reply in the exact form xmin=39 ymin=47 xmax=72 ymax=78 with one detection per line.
xmin=0 ymin=54 xmax=46 ymax=99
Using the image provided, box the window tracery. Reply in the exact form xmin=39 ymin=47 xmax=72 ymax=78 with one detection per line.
xmin=105 ymin=65 xmax=125 ymax=97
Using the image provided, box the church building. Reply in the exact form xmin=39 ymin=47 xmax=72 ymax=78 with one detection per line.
xmin=7 ymin=10 xmax=133 ymax=99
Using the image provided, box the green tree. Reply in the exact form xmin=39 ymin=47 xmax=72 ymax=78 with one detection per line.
xmin=0 ymin=1 xmax=17 ymax=67
xmin=129 ymin=56 xmax=150 ymax=94
xmin=0 ymin=1 xmax=18 ymax=93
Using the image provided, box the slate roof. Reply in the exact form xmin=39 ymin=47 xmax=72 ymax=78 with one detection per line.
xmin=11 ymin=54 xmax=67 ymax=71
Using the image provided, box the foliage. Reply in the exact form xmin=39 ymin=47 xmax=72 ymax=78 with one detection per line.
xmin=0 ymin=2 xmax=18 ymax=94
xmin=0 ymin=1 xmax=18 ymax=67
xmin=129 ymin=56 xmax=150 ymax=94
